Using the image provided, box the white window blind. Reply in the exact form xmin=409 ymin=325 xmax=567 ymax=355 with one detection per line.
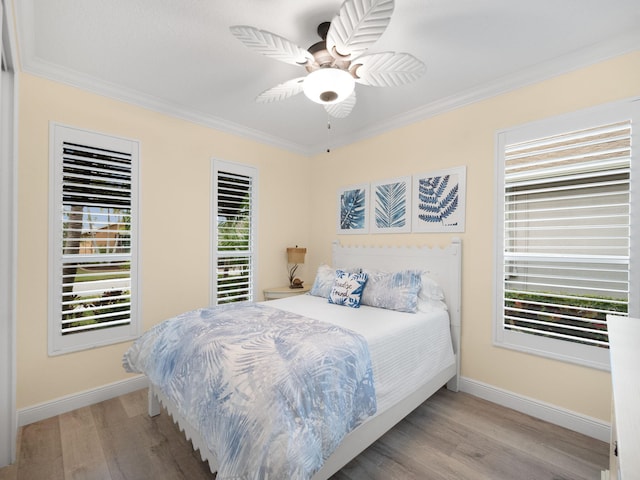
xmin=503 ymin=121 xmax=630 ymax=347
xmin=495 ymin=99 xmax=639 ymax=369
xmin=49 ymin=124 xmax=139 ymax=355
xmin=212 ymin=160 xmax=257 ymax=305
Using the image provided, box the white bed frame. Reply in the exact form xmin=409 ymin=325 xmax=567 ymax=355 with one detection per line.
xmin=148 ymin=238 xmax=462 ymax=479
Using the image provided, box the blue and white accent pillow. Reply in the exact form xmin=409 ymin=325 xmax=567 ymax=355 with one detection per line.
xmin=328 ymin=270 xmax=368 ymax=308
xmin=360 ymin=269 xmax=422 ymax=313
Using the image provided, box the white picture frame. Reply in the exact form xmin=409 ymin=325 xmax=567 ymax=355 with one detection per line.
xmin=412 ymin=166 xmax=466 ymax=233
xmin=337 ymin=183 xmax=369 ymax=234
xmin=370 ymin=176 xmax=411 ymax=234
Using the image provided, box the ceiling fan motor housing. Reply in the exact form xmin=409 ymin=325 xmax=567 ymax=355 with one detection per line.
xmin=302 ymin=22 xmax=356 ymax=105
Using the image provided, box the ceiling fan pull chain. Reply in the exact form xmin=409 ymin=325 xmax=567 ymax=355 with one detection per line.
xmin=326 ymin=116 xmax=332 ymax=153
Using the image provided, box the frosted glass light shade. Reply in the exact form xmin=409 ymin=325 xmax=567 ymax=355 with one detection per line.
xmin=303 ymin=68 xmax=355 ymax=105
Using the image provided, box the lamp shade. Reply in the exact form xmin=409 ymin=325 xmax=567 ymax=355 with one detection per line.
xmin=303 ymin=68 xmax=355 ymax=105
xmin=287 ymin=247 xmax=306 ymax=264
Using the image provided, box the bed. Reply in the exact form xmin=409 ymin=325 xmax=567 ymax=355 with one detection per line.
xmin=123 ymin=239 xmax=462 ymax=479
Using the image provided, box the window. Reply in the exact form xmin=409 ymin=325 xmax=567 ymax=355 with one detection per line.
xmin=494 ymin=99 xmax=639 ymax=370
xmin=49 ymin=124 xmax=139 ymax=355
xmin=211 ymin=159 xmax=258 ymax=304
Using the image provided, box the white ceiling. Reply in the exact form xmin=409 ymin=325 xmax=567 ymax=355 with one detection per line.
xmin=14 ymin=0 xmax=640 ymax=155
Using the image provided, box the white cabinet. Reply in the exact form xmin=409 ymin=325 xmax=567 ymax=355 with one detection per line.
xmin=606 ymin=315 xmax=640 ymax=480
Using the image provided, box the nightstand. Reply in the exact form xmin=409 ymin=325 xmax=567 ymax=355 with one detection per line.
xmin=263 ymin=285 xmax=310 ymax=300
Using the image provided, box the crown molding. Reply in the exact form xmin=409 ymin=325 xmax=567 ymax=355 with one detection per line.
xmin=16 ymin=21 xmax=640 ymax=158
xmin=20 ymin=56 xmax=316 ymax=156
xmin=322 ymin=29 xmax=640 ymax=154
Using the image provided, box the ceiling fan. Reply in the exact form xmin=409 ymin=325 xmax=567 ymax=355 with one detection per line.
xmin=230 ymin=0 xmax=426 ymax=119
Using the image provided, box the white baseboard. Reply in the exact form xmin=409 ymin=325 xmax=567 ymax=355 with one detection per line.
xmin=17 ymin=375 xmax=148 ymax=427
xmin=17 ymin=374 xmax=611 ymax=444
xmin=459 ymin=376 xmax=611 ymax=442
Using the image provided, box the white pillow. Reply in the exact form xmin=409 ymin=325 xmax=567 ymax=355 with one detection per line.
xmin=417 ymin=273 xmax=448 ymax=312
xmin=309 ymin=265 xmax=360 ymax=298
xmin=309 ymin=264 xmax=335 ymax=298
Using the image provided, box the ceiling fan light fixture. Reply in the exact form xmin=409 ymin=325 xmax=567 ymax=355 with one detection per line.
xmin=303 ymin=68 xmax=355 ymax=105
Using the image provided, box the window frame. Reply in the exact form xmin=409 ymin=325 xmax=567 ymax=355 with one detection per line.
xmin=210 ymin=158 xmax=258 ymax=305
xmin=48 ymin=123 xmax=141 ymax=355
xmin=0 ymin=0 xmax=18 ymax=465
xmin=493 ymin=98 xmax=640 ymax=370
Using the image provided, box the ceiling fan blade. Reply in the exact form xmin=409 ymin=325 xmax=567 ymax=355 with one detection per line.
xmin=256 ymin=77 xmax=306 ymax=103
xmin=324 ymin=91 xmax=357 ymax=118
xmin=230 ymin=25 xmax=314 ymax=66
xmin=352 ymin=52 xmax=425 ymax=87
xmin=326 ymin=0 xmax=394 ymax=61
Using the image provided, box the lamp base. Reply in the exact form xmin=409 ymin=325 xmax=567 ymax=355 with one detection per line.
xmin=289 ymin=277 xmax=304 ymax=289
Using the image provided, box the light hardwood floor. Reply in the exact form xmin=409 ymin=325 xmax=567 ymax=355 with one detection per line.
xmin=0 ymin=387 xmax=608 ymax=480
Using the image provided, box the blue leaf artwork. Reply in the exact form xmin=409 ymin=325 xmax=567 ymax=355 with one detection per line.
xmin=340 ymin=187 xmax=367 ymax=230
xmin=418 ymin=175 xmax=458 ymax=224
xmin=413 ymin=167 xmax=465 ymax=232
xmin=375 ymin=182 xmax=406 ymax=229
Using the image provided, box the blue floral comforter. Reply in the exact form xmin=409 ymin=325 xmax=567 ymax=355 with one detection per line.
xmin=122 ymin=302 xmax=376 ymax=479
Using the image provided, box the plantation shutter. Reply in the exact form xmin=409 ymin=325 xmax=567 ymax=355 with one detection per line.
xmin=50 ymin=124 xmax=139 ymax=355
xmin=212 ymin=161 xmax=257 ymax=304
xmin=502 ymin=120 xmax=631 ymax=349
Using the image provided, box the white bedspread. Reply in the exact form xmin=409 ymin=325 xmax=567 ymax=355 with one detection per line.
xmin=268 ymin=294 xmax=455 ymax=413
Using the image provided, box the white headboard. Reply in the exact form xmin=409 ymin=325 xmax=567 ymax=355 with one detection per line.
xmin=332 ymin=238 xmax=462 ymax=390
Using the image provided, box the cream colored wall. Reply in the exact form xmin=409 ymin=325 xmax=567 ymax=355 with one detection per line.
xmin=16 ymin=73 xmax=310 ymax=408
xmin=16 ymin=51 xmax=640 ymax=420
xmin=307 ymin=51 xmax=640 ymax=422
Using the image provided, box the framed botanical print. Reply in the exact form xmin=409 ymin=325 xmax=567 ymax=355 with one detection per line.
xmin=337 ymin=183 xmax=369 ymax=234
xmin=412 ymin=166 xmax=466 ymax=233
xmin=370 ymin=176 xmax=411 ymax=233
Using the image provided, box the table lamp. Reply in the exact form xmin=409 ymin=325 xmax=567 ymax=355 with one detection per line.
xmin=286 ymin=246 xmax=306 ymax=288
